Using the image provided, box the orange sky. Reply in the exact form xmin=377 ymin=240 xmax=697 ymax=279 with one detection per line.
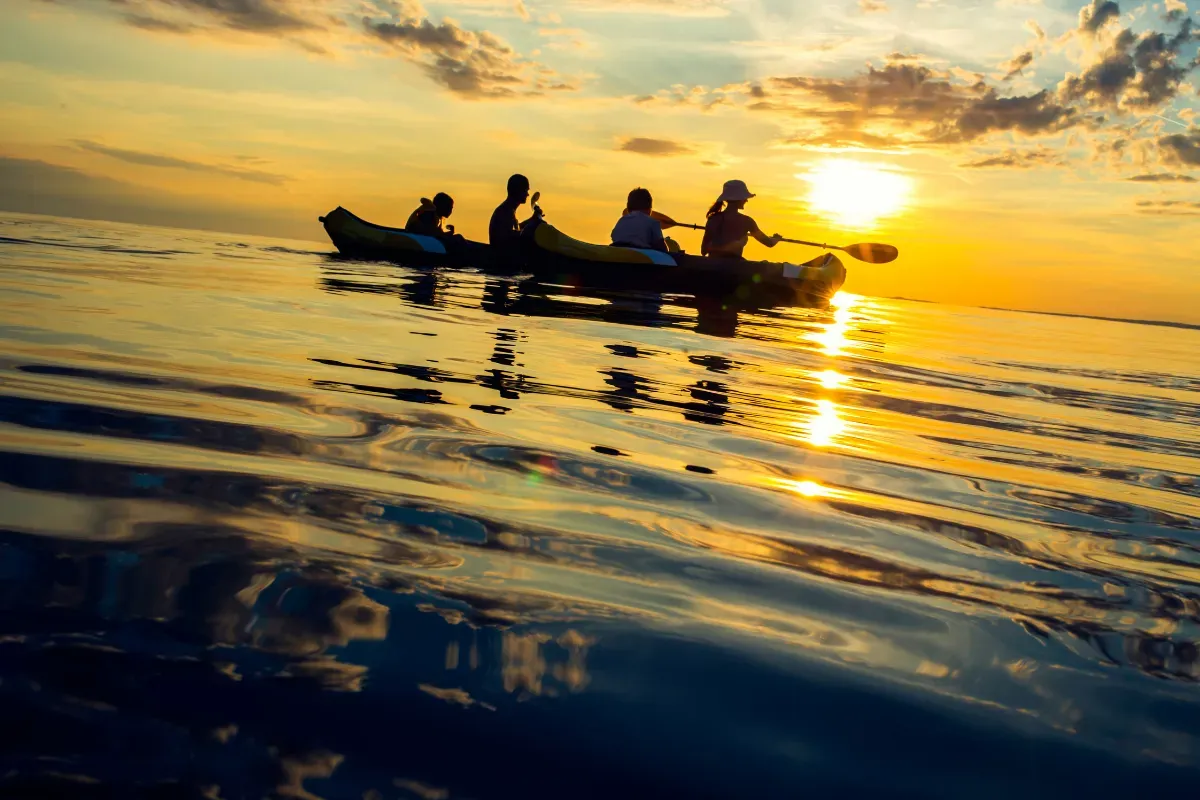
xmin=1 ymin=0 xmax=1198 ymax=322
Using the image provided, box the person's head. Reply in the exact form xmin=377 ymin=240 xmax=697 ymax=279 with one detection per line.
xmin=433 ymin=192 xmax=454 ymax=218
xmin=626 ymin=187 xmax=653 ymax=213
xmin=506 ymin=173 xmax=531 ymax=204
xmin=708 ymin=179 xmax=755 ymax=217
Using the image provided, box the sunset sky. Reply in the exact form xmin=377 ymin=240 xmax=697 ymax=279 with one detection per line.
xmin=2 ymin=0 xmax=1198 ymax=321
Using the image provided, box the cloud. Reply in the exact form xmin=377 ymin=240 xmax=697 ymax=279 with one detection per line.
xmin=960 ymin=148 xmax=1064 ymax=167
xmin=514 ymin=0 xmax=531 ymax=21
xmin=1128 ymin=172 xmax=1196 ymax=181
xmin=565 ymin=0 xmax=730 ymax=16
xmin=362 ymin=15 xmax=565 ymax=97
xmin=1164 ymin=0 xmax=1187 ymax=21
xmin=1136 ymin=199 xmax=1200 ymax=214
xmin=1159 ymin=131 xmax=1200 ymax=165
xmin=741 ymin=64 xmax=1080 ymax=144
xmin=118 ymin=0 xmax=328 ymax=34
xmin=1059 ymin=18 xmax=1197 ymax=111
xmin=1002 ymin=50 xmax=1035 ymax=80
xmin=858 ymin=0 xmax=889 ymax=12
xmin=616 ymin=137 xmax=696 ymax=156
xmin=1078 ymin=0 xmax=1121 ymax=35
xmin=74 ymin=140 xmax=288 ymax=184
xmin=947 ymin=89 xmax=1079 ymax=141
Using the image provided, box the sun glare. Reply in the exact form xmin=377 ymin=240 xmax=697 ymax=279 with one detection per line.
xmin=800 ymin=159 xmax=912 ymax=230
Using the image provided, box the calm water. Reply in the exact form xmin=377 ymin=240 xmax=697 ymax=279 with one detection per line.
xmin=1 ymin=211 xmax=1199 ymax=798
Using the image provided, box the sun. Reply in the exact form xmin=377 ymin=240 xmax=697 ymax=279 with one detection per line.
xmin=800 ymin=159 xmax=913 ymax=230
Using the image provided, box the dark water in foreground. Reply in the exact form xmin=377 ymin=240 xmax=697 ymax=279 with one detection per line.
xmin=1 ymin=211 xmax=1199 ymax=798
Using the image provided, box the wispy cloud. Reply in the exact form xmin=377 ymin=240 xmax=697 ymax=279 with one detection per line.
xmin=1128 ymin=172 xmax=1196 ymax=182
xmin=960 ymin=148 xmax=1064 ymax=167
xmin=616 ymin=137 xmax=696 ymax=156
xmin=1136 ymin=199 xmax=1200 ymax=214
xmin=74 ymin=140 xmax=288 ymax=184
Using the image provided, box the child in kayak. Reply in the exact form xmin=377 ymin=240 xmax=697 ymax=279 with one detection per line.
xmin=611 ymin=187 xmax=668 ymax=253
xmin=405 ymin=193 xmax=455 ymax=237
xmin=701 ymin=180 xmax=781 ymax=258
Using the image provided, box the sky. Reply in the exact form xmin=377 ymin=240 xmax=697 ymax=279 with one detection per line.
xmin=1 ymin=0 xmax=1198 ymax=322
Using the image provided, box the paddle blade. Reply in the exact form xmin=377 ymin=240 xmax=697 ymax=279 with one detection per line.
xmin=842 ymin=243 xmax=899 ymax=263
xmin=650 ymin=210 xmax=680 ymax=229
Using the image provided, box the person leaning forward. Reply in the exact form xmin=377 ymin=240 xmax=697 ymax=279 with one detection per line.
xmin=489 ymin=174 xmax=541 ymax=247
xmin=701 ymin=179 xmax=781 ymax=259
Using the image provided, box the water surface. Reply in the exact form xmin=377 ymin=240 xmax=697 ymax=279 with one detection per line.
xmin=2 ymin=211 xmax=1199 ymax=798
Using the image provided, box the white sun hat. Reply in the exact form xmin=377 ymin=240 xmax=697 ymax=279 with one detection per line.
xmin=719 ymin=179 xmax=756 ymax=202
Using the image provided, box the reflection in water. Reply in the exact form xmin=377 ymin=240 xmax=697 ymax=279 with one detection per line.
xmin=2 ymin=214 xmax=1200 ymax=797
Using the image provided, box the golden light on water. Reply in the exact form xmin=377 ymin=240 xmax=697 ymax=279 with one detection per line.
xmin=793 ymin=480 xmax=828 ymax=498
xmin=817 ymin=369 xmax=846 ymax=390
xmin=800 ymin=159 xmax=912 ymax=229
xmin=809 ymin=299 xmax=855 ymax=357
xmin=808 ymin=399 xmax=845 ymax=447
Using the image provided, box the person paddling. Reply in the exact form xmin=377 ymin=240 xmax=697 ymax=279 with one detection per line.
xmin=611 ymin=187 xmax=668 ymax=253
xmin=701 ymin=180 xmax=781 ymax=259
xmin=405 ymin=192 xmax=455 ymax=237
xmin=489 ymin=174 xmax=541 ymax=246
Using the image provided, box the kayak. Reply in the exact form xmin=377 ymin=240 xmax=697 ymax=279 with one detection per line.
xmin=526 ymin=220 xmax=845 ymax=304
xmin=319 ymin=206 xmax=495 ymax=267
xmin=318 ymin=207 xmax=846 ymax=305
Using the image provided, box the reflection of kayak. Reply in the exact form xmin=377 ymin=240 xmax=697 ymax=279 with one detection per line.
xmin=319 ymin=207 xmax=846 ymax=304
xmin=526 ymin=221 xmax=846 ymax=304
xmin=319 ymin=206 xmax=495 ymax=267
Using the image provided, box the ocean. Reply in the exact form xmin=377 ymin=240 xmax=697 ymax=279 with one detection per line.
xmin=1 ymin=210 xmax=1198 ymax=798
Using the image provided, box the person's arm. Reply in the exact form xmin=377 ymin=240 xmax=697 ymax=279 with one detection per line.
xmin=649 ymin=222 xmax=667 ymax=253
xmin=701 ymin=216 xmax=718 ymax=256
xmin=748 ymin=218 xmax=781 ymax=248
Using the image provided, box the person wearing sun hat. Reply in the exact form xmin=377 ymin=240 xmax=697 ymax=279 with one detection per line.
xmin=701 ymin=179 xmax=781 ymax=259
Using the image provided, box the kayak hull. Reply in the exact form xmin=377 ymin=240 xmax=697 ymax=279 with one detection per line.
xmin=525 ymin=221 xmax=846 ymax=304
xmin=320 ymin=206 xmax=498 ymax=268
xmin=319 ymin=207 xmax=847 ymax=305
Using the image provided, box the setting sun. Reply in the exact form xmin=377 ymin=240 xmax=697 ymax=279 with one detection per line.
xmin=800 ymin=160 xmax=913 ymax=230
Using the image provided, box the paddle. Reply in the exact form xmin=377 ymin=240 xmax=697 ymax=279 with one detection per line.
xmin=650 ymin=211 xmax=898 ymax=264
xmin=650 ymin=211 xmax=702 ymax=231
xmin=779 ymin=238 xmax=898 ymax=264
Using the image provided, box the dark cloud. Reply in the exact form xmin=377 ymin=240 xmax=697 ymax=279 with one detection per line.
xmin=123 ymin=13 xmax=201 ymax=33
xmin=1159 ymin=131 xmax=1200 ymax=166
xmin=1128 ymin=173 xmax=1196 ymax=182
xmin=942 ymin=89 xmax=1079 ymax=141
xmin=616 ymin=137 xmax=695 ymax=156
xmin=363 ymin=16 xmax=557 ymax=97
xmin=75 ymin=140 xmax=287 ymax=184
xmin=1059 ymin=17 xmax=1196 ymax=110
xmin=960 ymin=149 xmax=1064 ymax=168
xmin=776 ymin=131 xmax=913 ymax=150
xmin=1136 ymin=199 xmax=1200 ymax=214
xmin=736 ymin=62 xmax=1081 ymax=145
xmin=1002 ymin=51 xmax=1034 ymax=81
xmin=108 ymin=0 xmax=323 ymax=33
xmin=1078 ymin=0 xmax=1121 ymax=36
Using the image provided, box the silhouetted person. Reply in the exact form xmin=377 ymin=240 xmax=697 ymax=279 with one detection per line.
xmin=406 ymin=192 xmax=455 ymax=237
xmin=701 ymin=180 xmax=781 ymax=259
xmin=489 ymin=174 xmax=540 ymax=246
xmin=611 ymin=187 xmax=667 ymax=253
